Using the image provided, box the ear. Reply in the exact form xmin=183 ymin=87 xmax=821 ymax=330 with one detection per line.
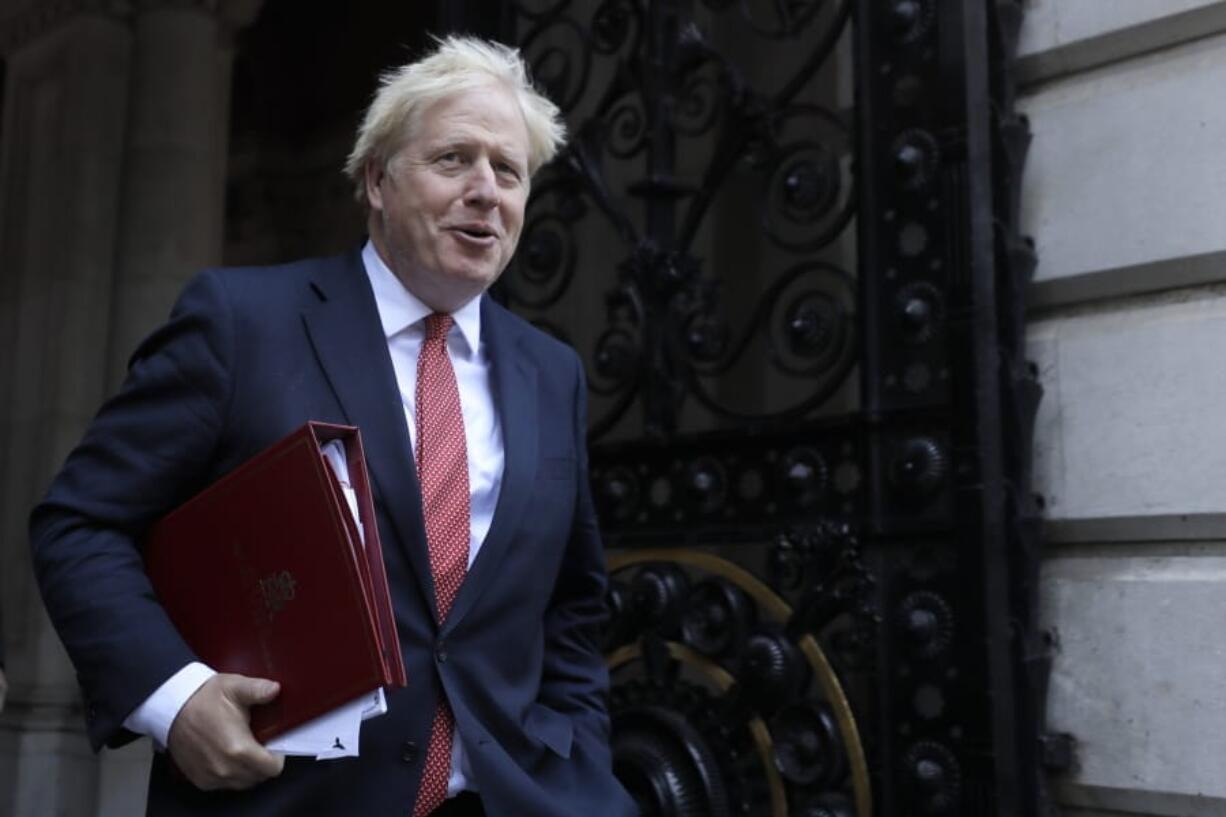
xmin=364 ymin=159 xmax=386 ymax=212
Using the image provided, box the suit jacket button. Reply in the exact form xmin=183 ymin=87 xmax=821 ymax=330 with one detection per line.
xmin=435 ymin=641 xmax=447 ymax=663
xmin=401 ymin=741 xmax=418 ymax=763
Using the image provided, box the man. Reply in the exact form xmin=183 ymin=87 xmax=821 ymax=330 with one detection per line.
xmin=30 ymin=36 xmax=637 ymax=817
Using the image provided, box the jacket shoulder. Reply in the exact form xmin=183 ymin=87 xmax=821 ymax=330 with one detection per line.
xmin=180 ymin=251 xmax=363 ymax=323
xmin=200 ymin=251 xmax=354 ymax=291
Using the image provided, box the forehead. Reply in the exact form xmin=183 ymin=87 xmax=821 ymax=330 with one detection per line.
xmin=409 ymin=84 xmax=530 ymax=158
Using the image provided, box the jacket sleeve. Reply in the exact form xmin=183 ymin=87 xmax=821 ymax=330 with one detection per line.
xmin=29 ymin=269 xmax=235 ymax=750
xmin=538 ymin=349 xmax=615 ymax=753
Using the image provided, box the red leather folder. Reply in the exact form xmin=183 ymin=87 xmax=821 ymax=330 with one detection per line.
xmin=144 ymin=422 xmax=406 ymax=742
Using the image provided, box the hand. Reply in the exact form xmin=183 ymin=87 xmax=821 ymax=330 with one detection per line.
xmin=0 ymin=668 xmax=7 ymax=713
xmin=166 ymin=673 xmax=285 ymax=791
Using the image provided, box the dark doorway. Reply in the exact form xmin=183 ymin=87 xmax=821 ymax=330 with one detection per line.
xmin=224 ymin=0 xmax=436 ymax=265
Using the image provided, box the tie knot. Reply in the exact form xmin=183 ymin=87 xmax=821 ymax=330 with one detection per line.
xmin=424 ymin=313 xmax=453 ymax=341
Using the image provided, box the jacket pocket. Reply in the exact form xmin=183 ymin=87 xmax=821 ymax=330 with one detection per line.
xmin=523 ymin=703 xmax=574 ymax=759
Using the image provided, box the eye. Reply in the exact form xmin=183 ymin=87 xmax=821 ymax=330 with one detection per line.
xmin=494 ymin=161 xmax=523 ymax=182
xmin=436 ymin=151 xmax=465 ymax=166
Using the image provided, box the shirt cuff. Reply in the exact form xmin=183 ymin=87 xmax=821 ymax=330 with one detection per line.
xmin=122 ymin=662 xmax=216 ymax=748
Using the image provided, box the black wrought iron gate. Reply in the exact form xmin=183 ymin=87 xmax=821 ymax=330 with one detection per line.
xmin=482 ymin=1 xmax=1053 ymax=814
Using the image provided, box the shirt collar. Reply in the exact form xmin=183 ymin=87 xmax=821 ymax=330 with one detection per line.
xmin=361 ymin=240 xmax=482 ymax=357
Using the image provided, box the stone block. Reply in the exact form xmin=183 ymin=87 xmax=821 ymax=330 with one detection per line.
xmin=1029 ymin=288 xmax=1226 ymax=521
xmin=1042 ymin=551 xmax=1226 ymax=816
xmin=0 ymin=727 xmax=98 ymax=817
xmin=1020 ymin=33 xmax=1226 ymax=292
xmin=1019 ymin=0 xmax=1221 ymax=57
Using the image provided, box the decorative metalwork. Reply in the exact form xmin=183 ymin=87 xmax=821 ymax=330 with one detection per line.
xmin=591 ymin=420 xmax=865 ymax=543
xmin=855 ymin=1 xmax=1060 ymax=815
xmin=493 ymin=1 xmax=1057 ymax=815
xmin=605 ymin=542 xmax=875 ymax=817
xmin=503 ymin=0 xmax=858 ymax=438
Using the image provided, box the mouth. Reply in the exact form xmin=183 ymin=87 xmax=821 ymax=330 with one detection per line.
xmin=447 ymin=224 xmax=500 ymax=243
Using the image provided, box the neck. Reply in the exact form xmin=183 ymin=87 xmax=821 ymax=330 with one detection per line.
xmin=366 ymin=226 xmax=481 ymax=314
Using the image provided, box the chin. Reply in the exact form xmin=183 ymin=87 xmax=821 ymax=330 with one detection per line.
xmin=443 ymin=266 xmax=501 ymax=290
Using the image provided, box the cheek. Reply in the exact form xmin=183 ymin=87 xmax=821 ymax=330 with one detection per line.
xmin=504 ymin=202 xmax=527 ymax=240
xmin=502 ymin=228 xmax=522 ymax=259
xmin=405 ymin=210 xmax=437 ymax=245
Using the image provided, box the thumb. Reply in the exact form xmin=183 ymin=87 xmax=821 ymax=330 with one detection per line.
xmin=227 ymin=676 xmax=281 ymax=707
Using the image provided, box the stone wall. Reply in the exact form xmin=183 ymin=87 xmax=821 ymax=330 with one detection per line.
xmin=1020 ymin=2 xmax=1226 ymax=815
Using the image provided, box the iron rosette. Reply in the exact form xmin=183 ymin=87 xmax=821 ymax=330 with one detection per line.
xmin=603 ymin=523 xmax=876 ymax=817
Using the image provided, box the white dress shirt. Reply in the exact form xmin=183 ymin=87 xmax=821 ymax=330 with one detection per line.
xmin=125 ymin=241 xmax=504 ymax=798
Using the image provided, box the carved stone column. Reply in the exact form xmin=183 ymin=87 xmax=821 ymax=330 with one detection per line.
xmin=105 ymin=0 xmax=258 ymax=387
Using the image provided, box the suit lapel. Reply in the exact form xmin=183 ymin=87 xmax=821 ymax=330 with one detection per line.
xmin=300 ymin=250 xmax=439 ymax=623
xmin=443 ymin=297 xmax=539 ymax=634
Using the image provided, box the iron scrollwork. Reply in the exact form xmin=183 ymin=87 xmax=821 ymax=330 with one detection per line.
xmin=504 ymin=0 xmax=858 ymax=438
xmin=495 ymin=0 xmax=1053 ymax=815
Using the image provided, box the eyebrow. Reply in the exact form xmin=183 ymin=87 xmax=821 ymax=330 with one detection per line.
xmin=428 ymin=136 xmax=526 ymax=163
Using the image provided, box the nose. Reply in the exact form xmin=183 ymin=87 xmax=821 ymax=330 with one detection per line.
xmin=463 ymin=159 xmax=498 ymax=210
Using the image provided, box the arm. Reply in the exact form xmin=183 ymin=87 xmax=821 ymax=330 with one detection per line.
xmin=30 ymin=270 xmax=235 ymax=748
xmin=29 ymin=270 xmax=282 ymax=788
xmin=538 ymin=350 xmax=614 ymax=748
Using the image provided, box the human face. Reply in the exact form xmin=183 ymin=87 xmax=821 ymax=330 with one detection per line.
xmin=365 ymin=84 xmax=531 ymax=313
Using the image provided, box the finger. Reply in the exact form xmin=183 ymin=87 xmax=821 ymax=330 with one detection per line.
xmin=249 ymin=747 xmax=285 ymax=779
xmin=225 ymin=676 xmax=281 ymax=708
xmin=218 ymin=746 xmax=284 ymax=790
xmin=197 ymin=740 xmax=283 ymax=790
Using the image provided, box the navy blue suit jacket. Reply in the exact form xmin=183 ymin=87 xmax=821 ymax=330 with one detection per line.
xmin=30 ymin=249 xmax=637 ymax=817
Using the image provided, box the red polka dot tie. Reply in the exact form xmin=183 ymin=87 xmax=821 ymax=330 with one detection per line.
xmin=412 ymin=313 xmax=470 ymax=816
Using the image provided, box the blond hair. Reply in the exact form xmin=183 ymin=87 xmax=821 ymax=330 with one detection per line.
xmin=344 ymin=36 xmax=566 ymax=202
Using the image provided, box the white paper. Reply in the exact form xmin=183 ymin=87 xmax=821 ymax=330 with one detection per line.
xmin=320 ymin=439 xmax=364 ymax=547
xmin=363 ymin=687 xmax=388 ymax=720
xmin=266 ymin=687 xmax=384 ymax=759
